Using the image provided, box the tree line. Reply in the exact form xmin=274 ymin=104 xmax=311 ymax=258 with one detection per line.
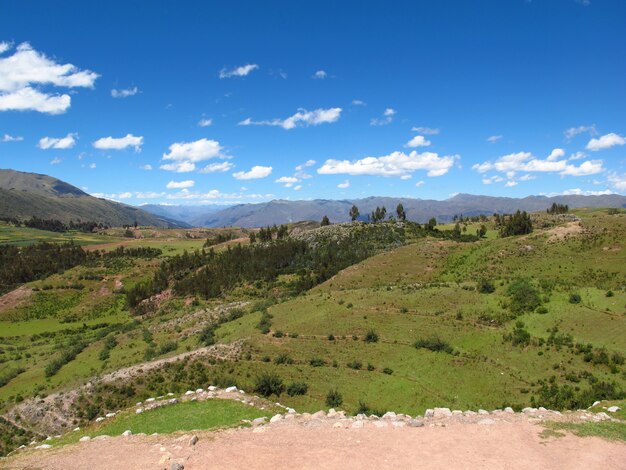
xmin=0 ymin=216 xmax=110 ymax=233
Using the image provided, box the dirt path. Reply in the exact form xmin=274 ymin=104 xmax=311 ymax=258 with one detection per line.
xmin=5 ymin=418 xmax=625 ymax=470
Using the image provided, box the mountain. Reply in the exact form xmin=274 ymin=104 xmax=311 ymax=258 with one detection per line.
xmin=193 ymin=194 xmax=626 ymax=227
xmin=140 ymin=203 xmax=230 ymax=226
xmin=0 ymin=169 xmax=189 ymax=228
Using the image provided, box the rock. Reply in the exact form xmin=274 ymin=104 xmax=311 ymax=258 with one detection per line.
xmin=145 ymin=398 xmax=155 ymax=402
xmin=35 ymin=444 xmax=52 ymax=450
xmin=591 ymin=400 xmax=601 ymax=408
xmin=356 ymin=414 xmax=367 ymax=420
xmin=171 ymin=464 xmax=184 ymax=470
xmin=284 ymin=413 xmax=295 ymax=421
xmin=169 ymin=398 xmax=178 ymax=405
xmin=252 ymin=426 xmax=266 ymax=433
xmin=225 ymin=386 xmax=238 ymax=393
xmin=595 ymin=412 xmax=611 ymax=421
xmin=327 ymin=408 xmax=337 ymax=417
xmin=208 ymin=386 xmax=217 ymax=391
xmin=464 ymin=410 xmax=477 ymax=416
xmin=240 ymin=390 xmax=246 ymax=394
xmin=185 ymin=390 xmax=194 ymax=396
xmin=286 ymin=407 xmax=296 ymax=414
xmin=270 ymin=414 xmax=283 ymax=423
xmin=196 ymin=388 xmax=204 ymax=393
xmin=252 ymin=417 xmax=267 ymax=426
xmin=504 ymin=407 xmax=514 ymax=414
xmin=538 ymin=407 xmax=547 ymax=412
xmin=424 ymin=409 xmax=434 ymax=418
xmin=452 ymin=410 xmax=463 ymax=415
xmin=94 ymin=435 xmax=109 ymax=441
xmin=189 ymin=435 xmax=198 ymax=446
xmin=382 ymin=411 xmax=397 ymax=419
xmin=105 ymin=412 xmax=116 ymax=418
xmin=352 ymin=420 xmax=364 ymax=428
xmin=408 ymin=419 xmax=424 ymax=427
xmin=607 ymin=406 xmax=621 ymax=413
xmin=478 ymin=418 xmax=497 ymax=425
xmin=136 ymin=408 xmax=144 ymax=414
xmin=79 ymin=436 xmax=91 ymax=442
xmin=167 ymin=392 xmax=175 ymax=396
xmin=392 ymin=421 xmax=406 ymax=428
xmin=433 ymin=407 xmax=452 ymax=418
xmin=312 ymin=410 xmax=326 ymax=419
xmin=95 ymin=417 xmax=104 ymax=422
xmin=478 ymin=409 xmax=489 ymax=415
xmin=522 ymin=407 xmax=537 ymax=414
xmin=73 ymin=427 xmax=80 ymax=432
xmin=122 ymin=430 xmax=132 ymax=437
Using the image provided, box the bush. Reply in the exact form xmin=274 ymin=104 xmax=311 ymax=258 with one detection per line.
xmin=414 ymin=336 xmax=454 ymax=354
xmin=327 ymin=334 xmax=335 ymax=341
xmin=536 ymin=306 xmax=548 ymax=315
xmin=273 ymin=330 xmax=284 ymax=338
xmin=326 ymin=388 xmax=343 ymax=407
xmin=503 ymin=321 xmax=531 ymax=347
xmin=606 ymin=290 xmax=614 ymax=298
xmin=309 ymin=357 xmax=326 ymax=367
xmin=569 ymin=293 xmax=582 ymax=304
xmin=199 ymin=325 xmax=216 ymax=346
xmin=477 ymin=279 xmax=495 ymax=294
xmin=286 ymin=382 xmax=308 ymax=397
xmin=507 ymin=278 xmax=541 ymax=314
xmin=274 ymin=353 xmax=294 ymax=365
xmin=347 ymin=360 xmax=362 ymax=370
xmin=382 ymin=367 xmax=393 ymax=375
xmin=254 ymin=373 xmax=284 ymax=397
xmin=364 ymin=329 xmax=379 ymax=343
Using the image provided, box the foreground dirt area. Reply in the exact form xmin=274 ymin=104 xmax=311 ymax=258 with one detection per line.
xmin=5 ymin=417 xmax=625 ymax=470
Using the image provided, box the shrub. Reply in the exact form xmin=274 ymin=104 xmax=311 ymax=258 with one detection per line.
xmin=286 ymin=382 xmax=308 ymax=397
xmin=364 ymin=329 xmax=379 ymax=343
xmin=327 ymin=334 xmax=335 ymax=341
xmin=507 ymin=278 xmax=541 ymax=314
xmin=158 ymin=341 xmax=177 ymax=355
xmin=536 ymin=306 xmax=548 ymax=315
xmin=382 ymin=367 xmax=393 ymax=375
xmin=504 ymin=321 xmax=531 ymax=347
xmin=326 ymin=388 xmax=343 ymax=407
xmin=414 ymin=336 xmax=454 ymax=354
xmin=272 ymin=330 xmax=284 ymax=338
xmin=274 ymin=353 xmax=294 ymax=365
xmin=347 ymin=360 xmax=362 ymax=370
xmin=477 ymin=279 xmax=495 ymax=294
xmin=254 ymin=373 xmax=284 ymax=397
xmin=569 ymin=293 xmax=582 ymax=304
xmin=199 ymin=325 xmax=216 ymax=346
xmin=367 ymin=363 xmax=375 ymax=371
xmin=309 ymin=357 xmax=326 ymax=367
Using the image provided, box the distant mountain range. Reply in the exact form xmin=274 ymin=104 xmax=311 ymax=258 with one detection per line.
xmin=142 ymin=193 xmax=626 ymax=228
xmin=0 ymin=169 xmax=189 ymax=228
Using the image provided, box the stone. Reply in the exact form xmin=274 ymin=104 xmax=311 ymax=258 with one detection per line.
xmin=478 ymin=418 xmax=496 ymax=425
xmin=35 ymin=444 xmax=52 ymax=450
xmin=252 ymin=426 xmax=266 ymax=433
xmin=408 ymin=419 xmax=424 ymax=428
xmin=311 ymin=410 xmax=326 ymax=419
xmin=196 ymin=388 xmax=204 ymax=393
xmin=352 ymin=420 xmax=364 ymax=428
xmin=538 ymin=407 xmax=547 ymax=412
xmin=239 ymin=390 xmax=246 ymax=394
xmin=146 ymin=398 xmax=155 ymax=402
xmin=73 ymin=427 xmax=80 ymax=432
xmin=607 ymin=406 xmax=621 ymax=413
xmin=424 ymin=409 xmax=434 ymax=418
xmin=463 ymin=411 xmax=477 ymax=416
xmin=167 ymin=392 xmax=175 ymax=396
xmin=452 ymin=410 xmax=463 ymax=415
xmin=136 ymin=408 xmax=144 ymax=414
xmin=171 ymin=464 xmax=184 ymax=470
xmin=284 ymin=413 xmax=295 ymax=421
xmin=504 ymin=407 xmax=514 ymax=414
xmin=225 ymin=386 xmax=238 ymax=393
xmin=327 ymin=408 xmax=337 ymax=417
xmin=252 ymin=417 xmax=267 ymax=426
xmin=136 ymin=402 xmax=142 ymax=406
xmin=208 ymin=386 xmax=217 ymax=391
xmin=522 ymin=407 xmax=537 ymax=414
xmin=122 ymin=430 xmax=132 ymax=437
xmin=478 ymin=409 xmax=489 ymax=415
xmin=392 ymin=421 xmax=406 ymax=428
xmin=270 ymin=414 xmax=283 ymax=423
xmin=105 ymin=412 xmax=116 ymax=418
xmin=356 ymin=414 xmax=367 ymax=420
xmin=95 ymin=417 xmax=104 ymax=422
xmin=79 ymin=436 xmax=91 ymax=442
xmin=189 ymin=435 xmax=198 ymax=446
xmin=433 ymin=407 xmax=453 ymax=418
xmin=286 ymin=407 xmax=296 ymax=414
xmin=169 ymin=398 xmax=178 ymax=405
xmin=332 ymin=422 xmax=343 ymax=428
xmin=382 ymin=411 xmax=397 ymax=419
xmin=94 ymin=435 xmax=109 ymax=441
xmin=591 ymin=400 xmax=601 ymax=408
xmin=185 ymin=390 xmax=194 ymax=396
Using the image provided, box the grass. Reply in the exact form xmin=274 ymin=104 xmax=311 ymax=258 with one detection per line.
xmin=545 ymin=421 xmax=626 ymax=442
xmin=49 ymin=399 xmax=269 ymax=446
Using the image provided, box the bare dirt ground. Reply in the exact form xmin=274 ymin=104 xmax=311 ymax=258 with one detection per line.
xmin=547 ymin=221 xmax=584 ymax=242
xmin=0 ymin=287 xmax=32 ymax=312
xmin=5 ymin=418 xmax=625 ymax=470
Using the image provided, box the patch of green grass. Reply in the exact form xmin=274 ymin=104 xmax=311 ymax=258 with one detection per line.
xmin=50 ymin=399 xmax=268 ymax=446
xmin=546 ymin=421 xmax=626 ymax=442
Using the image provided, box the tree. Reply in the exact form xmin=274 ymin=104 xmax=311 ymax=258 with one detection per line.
xmin=476 ymin=224 xmax=487 ymax=238
xmin=499 ymin=210 xmax=533 ymax=237
xmin=426 ymin=217 xmax=437 ymax=231
xmin=349 ymin=205 xmax=360 ymax=222
xmin=321 ymin=215 xmax=330 ymax=226
xmin=371 ymin=206 xmax=387 ymax=223
xmin=249 ymin=232 xmax=257 ymax=243
xmin=396 ymin=203 xmax=406 ymax=222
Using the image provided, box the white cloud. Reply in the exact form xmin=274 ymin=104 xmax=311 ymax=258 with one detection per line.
xmin=239 ymin=107 xmax=342 ymax=130
xmin=87 ymin=162 xmax=96 ymax=169
xmin=569 ymin=151 xmax=586 ymax=160
xmin=486 ymin=135 xmax=503 ymax=143
xmin=198 ymin=118 xmax=213 ymax=127
xmin=295 ymin=159 xmax=316 ymax=171
xmin=412 ymin=127 xmax=439 ymax=135
xmin=293 ymin=185 xmax=303 ymax=191
xmin=313 ymin=70 xmax=327 ymax=79
xmin=405 ymin=135 xmax=431 ymax=148
xmin=352 ymin=99 xmax=366 ymax=106
xmin=505 ymin=180 xmax=518 ymax=187
xmin=111 ymin=86 xmax=139 ymax=98
xmin=586 ymin=133 xmax=625 ymax=151
xmin=0 ymin=42 xmax=10 ymax=54
xmin=38 ymin=133 xmax=76 ymax=149
xmin=160 ymin=138 xmax=225 ymax=173
xmin=543 ymin=188 xmax=614 ymax=197
xmin=519 ymin=174 xmax=536 ymax=181
xmin=50 ymin=157 xmax=61 ymax=165
xmin=415 ymin=180 xmax=425 ymax=187
xmin=337 ymin=179 xmax=350 ymax=189
xmin=219 ymin=64 xmax=258 ymax=78
xmin=160 ymin=161 xmax=196 ymax=173
xmin=560 ymin=160 xmax=604 ymax=176
xmin=166 ymin=180 xmax=195 ymax=189
xmin=370 ymin=108 xmax=396 ymax=126
xmin=482 ymin=175 xmax=504 ymax=185
xmin=93 ymin=134 xmax=143 ymax=151
xmin=199 ymin=161 xmax=234 ymax=173
xmin=318 ymin=150 xmax=458 ymax=178
xmin=607 ymin=172 xmax=626 ymax=192
xmin=2 ymin=134 xmax=23 ymax=142
xmin=140 ymin=164 xmax=152 ymax=170
xmin=165 ymin=188 xmax=273 ymax=202
xmin=0 ymin=42 xmax=98 ymax=114
xmin=564 ymin=124 xmax=596 ymax=141
xmin=275 ymin=176 xmax=299 ymax=188
xmin=233 ymin=165 xmax=273 ymax=180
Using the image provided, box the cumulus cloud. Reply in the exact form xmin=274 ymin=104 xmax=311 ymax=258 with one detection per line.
xmin=569 ymin=151 xmax=586 ymax=160
xmin=38 ymin=133 xmax=76 ymax=149
xmin=198 ymin=118 xmax=213 ymax=127
xmin=370 ymin=108 xmax=396 ymax=126
xmin=352 ymin=99 xmax=366 ymax=106
xmin=165 ymin=188 xmax=273 ymax=202
xmin=111 ymin=86 xmax=139 ymax=98
xmin=607 ymin=172 xmax=626 ymax=192
xmin=219 ymin=64 xmax=258 ymax=78
xmin=405 ymin=135 xmax=431 ymax=148
xmin=233 ymin=166 xmax=272 ymax=180
xmin=2 ymin=134 xmax=23 ymax=142
xmin=93 ymin=134 xmax=143 ymax=151
xmin=561 ymin=160 xmax=604 ymax=176
xmin=337 ymin=179 xmax=350 ymax=189
xmin=160 ymin=138 xmax=224 ymax=173
xmin=295 ymin=159 xmax=316 ymax=171
xmin=564 ymin=124 xmax=596 ymax=141
xmin=482 ymin=175 xmax=504 ymax=185
xmin=586 ymin=133 xmax=625 ymax=151
xmin=318 ymin=150 xmax=457 ymax=178
xmin=199 ymin=161 xmax=234 ymax=173
xmin=275 ymin=176 xmax=299 ymax=188
xmin=0 ymin=42 xmax=10 ymax=54
xmin=239 ymin=107 xmax=342 ymax=130
xmin=0 ymin=42 xmax=98 ymax=114
xmin=313 ymin=70 xmax=327 ymax=79
xmin=486 ymin=135 xmax=503 ymax=143
xmin=160 ymin=161 xmax=196 ymax=173
xmin=412 ymin=127 xmax=439 ymax=135
xmin=547 ymin=148 xmax=565 ymax=161
xmin=166 ymin=180 xmax=194 ymax=189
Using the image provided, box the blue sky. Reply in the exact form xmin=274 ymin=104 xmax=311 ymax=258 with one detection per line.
xmin=1 ymin=0 xmax=625 ymax=205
